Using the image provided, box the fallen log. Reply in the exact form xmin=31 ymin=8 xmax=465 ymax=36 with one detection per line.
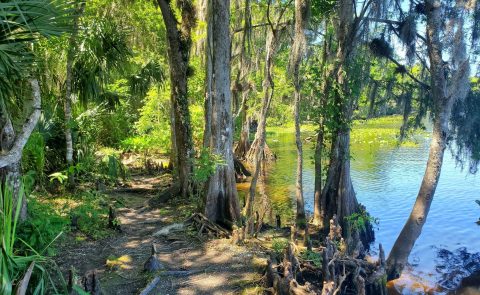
xmin=138 ymin=277 xmax=161 ymax=295
xmin=138 ymin=270 xmax=204 ymax=295
xmin=148 ymin=182 xmax=181 ymax=208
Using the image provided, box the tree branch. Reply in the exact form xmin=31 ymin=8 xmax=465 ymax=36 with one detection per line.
xmin=387 ymin=56 xmax=430 ymax=89
xmin=233 ymin=21 xmax=290 ymax=34
xmin=0 ymin=79 xmax=42 ymax=169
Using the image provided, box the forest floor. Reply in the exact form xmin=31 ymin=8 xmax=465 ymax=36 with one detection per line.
xmin=55 ymin=173 xmax=268 ymax=295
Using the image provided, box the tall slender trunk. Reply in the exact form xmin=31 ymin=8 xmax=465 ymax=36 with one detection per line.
xmin=202 ymin=6 xmax=213 ymax=148
xmin=386 ymin=114 xmax=447 ymax=279
xmin=399 ymin=90 xmax=412 ymax=139
xmin=157 ymin=0 xmax=195 ymax=198
xmin=234 ymin=102 xmax=250 ymax=159
xmin=204 ymin=0 xmax=241 ymax=225
xmin=313 ymin=128 xmax=323 ymax=224
xmin=233 ymin=0 xmax=252 ymax=159
xmin=313 ymin=27 xmax=330 ymax=226
xmin=291 ymin=0 xmax=309 ymax=232
xmin=380 ymin=80 xmax=393 ymax=116
xmin=245 ymin=29 xmax=277 ymax=234
xmin=195 ymin=0 xmax=207 ymax=58
xmin=64 ymin=1 xmax=86 ymax=186
xmin=367 ymin=80 xmax=378 ymax=118
xmin=386 ymin=0 xmax=469 ymax=279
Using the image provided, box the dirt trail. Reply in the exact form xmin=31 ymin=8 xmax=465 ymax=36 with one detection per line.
xmin=57 ymin=174 xmax=265 ymax=295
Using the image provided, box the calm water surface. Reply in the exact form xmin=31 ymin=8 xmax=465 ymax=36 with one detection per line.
xmin=240 ymin=130 xmax=480 ymax=294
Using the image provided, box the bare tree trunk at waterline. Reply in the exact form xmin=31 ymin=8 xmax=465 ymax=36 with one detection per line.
xmin=313 ymin=29 xmax=330 ymax=226
xmin=386 ymin=0 xmax=470 ymax=280
xmin=244 ymin=27 xmax=278 ymax=235
xmin=319 ymin=0 xmax=375 ymax=247
xmin=204 ymin=0 xmax=241 ymax=225
xmin=290 ymin=0 xmax=309 ymax=235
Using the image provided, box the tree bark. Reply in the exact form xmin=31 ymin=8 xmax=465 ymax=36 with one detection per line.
xmin=319 ymin=0 xmax=375 ymax=247
xmin=194 ymin=0 xmax=207 ymax=58
xmin=291 ymin=0 xmax=309 ymax=233
xmin=313 ymin=128 xmax=323 ymax=224
xmin=0 ymin=79 xmax=42 ymax=169
xmin=244 ymin=30 xmax=277 ymax=164
xmin=234 ymin=108 xmax=250 ymax=159
xmin=244 ymin=27 xmax=278 ymax=235
xmin=386 ymin=0 xmax=470 ymax=280
xmin=313 ymin=23 xmax=331 ymax=226
xmin=0 ymin=79 xmax=42 ymax=221
xmin=380 ymin=80 xmax=393 ymax=116
xmin=64 ymin=1 xmax=86 ymax=187
xmin=0 ymin=117 xmax=27 ymax=221
xmin=202 ymin=3 xmax=213 ymax=149
xmin=203 ymin=0 xmax=241 ymax=225
xmin=233 ymin=0 xmax=252 ymax=160
xmin=367 ymin=80 xmax=379 ymax=119
xmin=157 ymin=0 xmax=195 ymax=198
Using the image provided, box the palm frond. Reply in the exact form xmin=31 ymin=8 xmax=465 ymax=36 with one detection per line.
xmin=128 ymin=60 xmax=165 ymax=98
xmin=0 ymin=0 xmax=72 ymax=103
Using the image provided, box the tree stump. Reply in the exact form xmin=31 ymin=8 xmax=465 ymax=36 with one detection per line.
xmin=144 ymin=244 xmax=164 ymax=272
xmin=81 ymin=270 xmax=101 ymax=295
xmin=108 ymin=206 xmax=121 ymax=231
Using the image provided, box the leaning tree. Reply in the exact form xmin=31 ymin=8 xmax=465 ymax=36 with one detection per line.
xmin=385 ymin=0 xmax=475 ymax=280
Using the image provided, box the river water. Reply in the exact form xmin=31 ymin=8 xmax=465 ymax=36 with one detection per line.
xmin=238 ymin=129 xmax=480 ymax=294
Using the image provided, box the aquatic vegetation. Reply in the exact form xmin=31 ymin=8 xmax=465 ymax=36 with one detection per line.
xmin=351 ymin=116 xmax=427 ymax=148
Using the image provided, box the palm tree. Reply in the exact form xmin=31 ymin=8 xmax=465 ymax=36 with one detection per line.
xmin=0 ymin=0 xmax=71 ymax=219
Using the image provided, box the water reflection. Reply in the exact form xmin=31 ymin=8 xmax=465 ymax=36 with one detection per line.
xmin=237 ymin=128 xmax=480 ymax=294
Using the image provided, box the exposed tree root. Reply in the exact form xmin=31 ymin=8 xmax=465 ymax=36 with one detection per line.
xmin=265 ymin=217 xmax=388 ymax=295
xmin=245 ymin=140 xmax=277 ymax=164
xmin=234 ymin=158 xmax=251 ymax=182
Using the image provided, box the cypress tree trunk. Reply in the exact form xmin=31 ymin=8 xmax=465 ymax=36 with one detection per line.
xmin=386 ymin=0 xmax=470 ymax=279
xmin=234 ymin=106 xmax=250 ymax=160
xmin=380 ymin=80 xmax=393 ymax=116
xmin=367 ymin=80 xmax=379 ymax=119
xmin=313 ymin=26 xmax=330 ymax=226
xmin=204 ymin=0 xmax=241 ymax=225
xmin=313 ymin=128 xmax=323 ymax=224
xmin=157 ymin=0 xmax=195 ymax=198
xmin=233 ymin=0 xmax=252 ymax=160
xmin=245 ymin=29 xmax=278 ymax=234
xmin=319 ymin=0 xmax=374 ymax=246
xmin=291 ymin=0 xmax=309 ymax=233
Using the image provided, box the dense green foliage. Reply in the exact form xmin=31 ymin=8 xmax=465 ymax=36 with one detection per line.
xmin=0 ymin=0 xmax=479 ymax=293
